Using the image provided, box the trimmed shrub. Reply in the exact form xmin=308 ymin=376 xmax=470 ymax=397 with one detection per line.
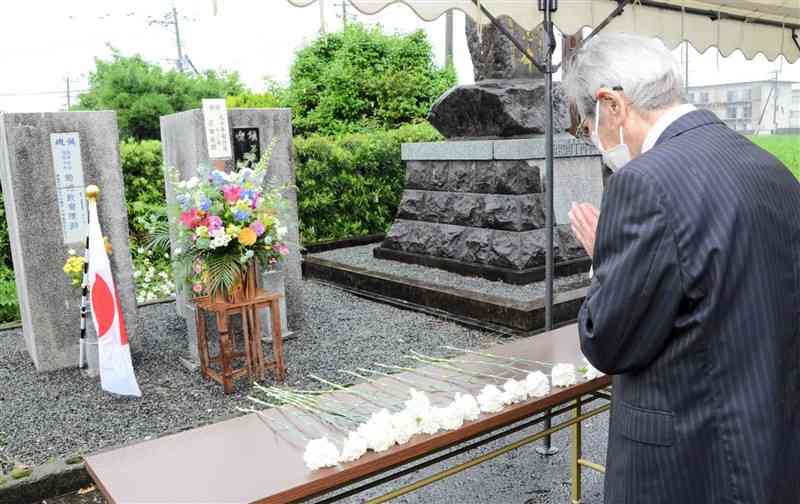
xmin=294 ymin=122 xmax=442 ymax=242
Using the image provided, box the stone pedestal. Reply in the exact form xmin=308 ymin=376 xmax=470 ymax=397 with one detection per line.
xmin=160 ymin=108 xmax=303 ymax=364
xmin=0 ymin=112 xmax=138 ymax=372
xmin=374 ymin=135 xmax=603 ymax=284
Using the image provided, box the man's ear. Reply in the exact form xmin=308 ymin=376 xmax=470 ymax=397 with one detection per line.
xmin=596 ymin=88 xmax=626 ymax=123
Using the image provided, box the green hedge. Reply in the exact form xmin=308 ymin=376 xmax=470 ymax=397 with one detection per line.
xmin=119 ymin=139 xmax=166 ymax=240
xmin=294 ymin=122 xmax=442 ymax=242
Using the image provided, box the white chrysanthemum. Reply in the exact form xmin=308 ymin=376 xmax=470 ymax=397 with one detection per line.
xmin=477 ymin=384 xmax=505 ymax=413
xmin=303 ymin=437 xmax=340 ymax=470
xmin=525 ymin=371 xmax=550 ymax=398
xmin=391 ymin=409 xmax=421 ymax=444
xmin=432 ymin=403 xmax=464 ymax=431
xmin=357 ymin=409 xmax=397 ymax=452
xmin=502 ymin=378 xmax=528 ymax=404
xmin=186 ymin=176 xmax=200 ymax=189
xmin=453 ymin=393 xmax=481 ymax=421
xmin=277 ymin=225 xmax=288 ymax=239
xmin=552 ymin=363 xmax=577 ymax=387
xmin=581 ymin=357 xmax=604 ymax=380
xmin=338 ymin=431 xmax=368 ymax=463
xmin=404 ymin=389 xmax=431 ymax=414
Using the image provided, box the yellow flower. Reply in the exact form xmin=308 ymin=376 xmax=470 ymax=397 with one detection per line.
xmin=237 ymin=227 xmax=257 ymax=247
xmin=103 ymin=236 xmax=113 ymax=255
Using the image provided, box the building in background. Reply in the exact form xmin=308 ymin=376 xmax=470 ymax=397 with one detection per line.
xmin=687 ymin=80 xmax=799 ymax=135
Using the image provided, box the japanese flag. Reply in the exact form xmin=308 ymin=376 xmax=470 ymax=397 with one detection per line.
xmin=87 ymin=197 xmax=141 ymax=397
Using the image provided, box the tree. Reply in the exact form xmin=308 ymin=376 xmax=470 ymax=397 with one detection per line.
xmin=76 ymin=49 xmax=246 ymax=140
xmin=288 ymin=24 xmax=456 ymax=136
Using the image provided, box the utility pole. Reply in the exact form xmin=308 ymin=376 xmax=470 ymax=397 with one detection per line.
xmin=65 ymin=76 xmax=71 ymax=109
xmin=319 ymin=0 xmax=326 ymax=34
xmin=334 ymin=1 xmax=349 ymax=28
xmin=684 ymin=41 xmax=689 ymax=93
xmin=445 ymin=11 xmax=454 ymax=66
xmin=769 ymin=69 xmax=780 ymax=133
xmin=173 ymin=3 xmax=185 ymax=72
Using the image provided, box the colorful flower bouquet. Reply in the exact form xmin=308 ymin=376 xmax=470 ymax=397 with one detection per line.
xmin=169 ymin=154 xmax=290 ymax=300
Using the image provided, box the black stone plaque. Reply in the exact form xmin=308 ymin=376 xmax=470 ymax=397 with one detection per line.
xmin=233 ymin=127 xmax=260 ymax=169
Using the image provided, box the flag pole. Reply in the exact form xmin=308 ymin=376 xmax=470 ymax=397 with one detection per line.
xmin=79 ymin=185 xmax=100 ymax=369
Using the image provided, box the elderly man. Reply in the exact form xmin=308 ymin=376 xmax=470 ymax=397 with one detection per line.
xmin=565 ymin=34 xmax=800 ymax=503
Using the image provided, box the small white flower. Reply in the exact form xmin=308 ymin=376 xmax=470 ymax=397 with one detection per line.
xmin=581 ymin=357 xmax=604 ymax=380
xmin=67 ymin=249 xmax=76 ymax=256
xmin=186 ymin=176 xmax=200 ymax=189
xmin=525 ymin=371 xmax=550 ymax=398
xmin=303 ymin=437 xmax=340 ymax=470
xmin=501 ymin=378 xmax=528 ymax=404
xmin=432 ymin=403 xmax=464 ymax=431
xmin=357 ymin=409 xmax=396 ymax=452
xmin=453 ymin=393 xmax=481 ymax=421
xmin=391 ymin=410 xmax=420 ymax=444
xmin=477 ymin=384 xmax=505 ymax=413
xmin=174 ymin=247 xmax=183 ymax=255
xmin=404 ymin=389 xmax=431 ymax=414
xmin=277 ymin=225 xmax=288 ymax=239
xmin=552 ymin=363 xmax=577 ymax=387
xmin=338 ymin=431 xmax=368 ymax=463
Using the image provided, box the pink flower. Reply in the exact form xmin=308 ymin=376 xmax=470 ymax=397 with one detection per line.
xmin=274 ymin=243 xmax=290 ymax=256
xmin=223 ymin=185 xmax=241 ymax=203
xmin=207 ymin=215 xmax=223 ymax=232
xmin=192 ymin=283 xmax=204 ymax=294
xmin=180 ymin=209 xmax=202 ymax=229
xmin=249 ymin=220 xmax=265 ymax=237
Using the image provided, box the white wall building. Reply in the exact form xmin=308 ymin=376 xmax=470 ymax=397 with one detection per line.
xmin=687 ymin=80 xmax=799 ymax=134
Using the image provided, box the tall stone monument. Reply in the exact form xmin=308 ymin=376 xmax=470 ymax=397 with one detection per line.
xmin=0 ymin=112 xmax=138 ymax=372
xmin=375 ymin=18 xmax=603 ymax=283
xmin=160 ymin=107 xmax=303 ymax=366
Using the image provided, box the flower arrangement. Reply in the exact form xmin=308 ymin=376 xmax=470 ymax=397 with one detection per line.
xmin=169 ymin=153 xmax=290 ymax=299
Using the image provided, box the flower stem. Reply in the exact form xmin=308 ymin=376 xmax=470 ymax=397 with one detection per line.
xmin=441 ymin=345 xmax=555 ymax=368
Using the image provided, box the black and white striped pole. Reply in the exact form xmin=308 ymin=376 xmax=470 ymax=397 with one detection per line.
xmin=78 ymin=185 xmax=99 ymax=369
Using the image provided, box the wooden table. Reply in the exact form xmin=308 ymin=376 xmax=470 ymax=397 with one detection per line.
xmin=86 ymin=324 xmax=610 ymax=503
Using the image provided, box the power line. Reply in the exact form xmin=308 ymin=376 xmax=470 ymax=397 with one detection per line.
xmin=0 ymin=89 xmax=89 ymax=97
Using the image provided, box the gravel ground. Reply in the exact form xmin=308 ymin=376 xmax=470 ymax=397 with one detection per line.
xmin=2 ymin=279 xmax=609 ymax=503
xmin=313 ymin=244 xmax=590 ymax=301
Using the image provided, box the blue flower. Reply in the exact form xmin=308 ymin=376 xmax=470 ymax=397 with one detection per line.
xmin=177 ymin=194 xmax=191 ymax=211
xmin=198 ymin=195 xmax=211 ymax=212
xmin=233 ymin=210 xmax=250 ymax=222
xmin=210 ymin=171 xmax=226 ymax=187
xmin=240 ymin=189 xmax=255 ymax=201
xmin=241 ymin=168 xmax=253 ymax=181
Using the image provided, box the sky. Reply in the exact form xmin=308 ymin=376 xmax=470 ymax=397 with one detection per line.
xmin=1 ymin=0 xmax=799 ymax=113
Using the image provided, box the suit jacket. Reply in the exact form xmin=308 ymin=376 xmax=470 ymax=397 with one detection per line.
xmin=578 ymin=110 xmax=800 ymax=503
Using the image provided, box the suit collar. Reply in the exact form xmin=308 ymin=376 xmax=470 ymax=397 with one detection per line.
xmin=653 ymin=109 xmax=723 ymax=148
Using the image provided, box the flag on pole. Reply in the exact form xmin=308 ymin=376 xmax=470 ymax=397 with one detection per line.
xmin=87 ymin=187 xmax=141 ymax=397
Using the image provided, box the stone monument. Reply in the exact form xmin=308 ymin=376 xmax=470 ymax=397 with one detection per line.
xmin=0 ymin=111 xmax=138 ymax=372
xmin=375 ymin=18 xmax=603 ymax=284
xmin=160 ymin=107 xmax=303 ymax=366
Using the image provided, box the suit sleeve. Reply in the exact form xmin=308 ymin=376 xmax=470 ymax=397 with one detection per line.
xmin=579 ymin=169 xmax=683 ymax=374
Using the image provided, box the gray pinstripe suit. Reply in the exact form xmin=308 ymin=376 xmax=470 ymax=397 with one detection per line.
xmin=578 ymin=110 xmax=800 ymax=503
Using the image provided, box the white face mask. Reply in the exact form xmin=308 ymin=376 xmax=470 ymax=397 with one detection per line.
xmin=591 ymin=99 xmax=631 ymax=172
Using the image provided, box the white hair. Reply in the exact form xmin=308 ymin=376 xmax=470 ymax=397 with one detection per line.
xmin=562 ymin=33 xmax=686 ymax=120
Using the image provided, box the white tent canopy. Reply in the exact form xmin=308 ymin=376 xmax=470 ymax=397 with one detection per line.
xmin=288 ymin=0 xmax=800 ymax=63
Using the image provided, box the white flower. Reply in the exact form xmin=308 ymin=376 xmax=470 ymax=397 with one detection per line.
xmin=552 ymin=363 xmax=577 ymax=387
xmin=501 ymin=378 xmax=528 ymax=404
xmin=404 ymin=389 xmax=431 ymax=414
xmin=174 ymin=247 xmax=182 ymax=255
xmin=338 ymin=431 xmax=368 ymax=463
xmin=67 ymin=248 xmax=76 ymax=256
xmin=432 ymin=403 xmax=464 ymax=431
xmin=525 ymin=371 xmax=550 ymax=398
xmin=277 ymin=225 xmax=288 ymax=239
xmin=186 ymin=176 xmax=200 ymax=189
xmin=210 ymin=232 xmax=232 ymax=249
xmin=453 ymin=393 xmax=481 ymax=421
xmin=303 ymin=437 xmax=340 ymax=470
xmin=391 ymin=410 xmax=420 ymax=444
xmin=581 ymin=357 xmax=604 ymax=380
xmin=357 ymin=409 xmax=396 ymax=452
xmin=477 ymin=384 xmax=505 ymax=413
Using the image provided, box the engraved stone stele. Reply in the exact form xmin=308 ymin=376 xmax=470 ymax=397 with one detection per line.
xmin=160 ymin=108 xmax=303 ymax=366
xmin=374 ymin=136 xmax=603 ymax=284
xmin=0 ymin=112 xmax=138 ymax=372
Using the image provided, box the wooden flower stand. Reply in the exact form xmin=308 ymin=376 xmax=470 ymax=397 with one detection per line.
xmin=192 ymin=288 xmax=286 ymax=394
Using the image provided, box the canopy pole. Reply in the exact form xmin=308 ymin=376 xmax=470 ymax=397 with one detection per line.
xmin=468 ymin=0 xmax=548 ymax=73
xmin=536 ymin=0 xmax=561 ymax=457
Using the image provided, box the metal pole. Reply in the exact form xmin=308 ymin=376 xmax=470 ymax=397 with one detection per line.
xmin=445 ymin=11 xmax=454 ymax=66
xmin=78 ymin=199 xmax=90 ymax=369
xmin=65 ymin=76 xmax=71 ymax=110
xmin=536 ymin=0 xmax=559 ymax=457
